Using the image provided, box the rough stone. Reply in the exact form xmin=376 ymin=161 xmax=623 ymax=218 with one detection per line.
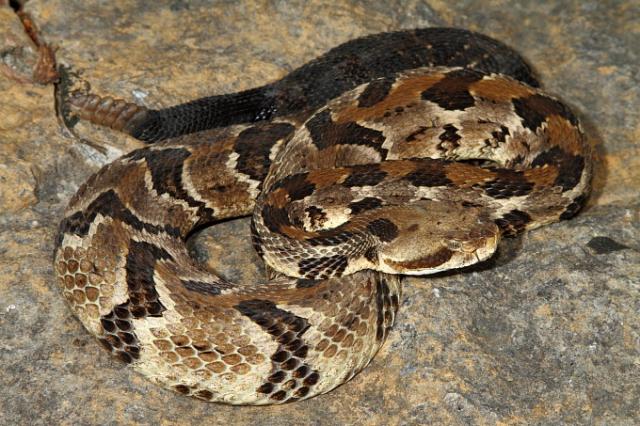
xmin=0 ymin=1 xmax=638 ymax=424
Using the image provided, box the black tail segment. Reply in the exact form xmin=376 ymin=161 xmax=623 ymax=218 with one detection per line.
xmin=129 ymin=27 xmax=539 ymax=142
xmin=273 ymin=27 xmax=540 ymax=116
xmin=129 ymin=86 xmax=279 ymax=142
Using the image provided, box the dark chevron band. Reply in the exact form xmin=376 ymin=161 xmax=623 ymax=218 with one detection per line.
xmin=235 ymin=299 xmax=320 ymax=402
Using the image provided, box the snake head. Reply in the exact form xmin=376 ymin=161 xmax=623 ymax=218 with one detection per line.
xmin=369 ymin=201 xmax=500 ymax=275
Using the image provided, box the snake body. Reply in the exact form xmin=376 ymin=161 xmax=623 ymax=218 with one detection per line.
xmin=54 ymin=28 xmax=591 ymax=404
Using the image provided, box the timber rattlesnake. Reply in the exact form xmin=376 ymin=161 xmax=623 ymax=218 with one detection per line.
xmin=54 ymin=28 xmax=591 ymax=404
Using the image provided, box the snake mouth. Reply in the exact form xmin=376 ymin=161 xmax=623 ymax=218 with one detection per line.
xmin=383 ymin=247 xmax=454 ymax=270
xmin=380 ymin=233 xmax=499 ymax=275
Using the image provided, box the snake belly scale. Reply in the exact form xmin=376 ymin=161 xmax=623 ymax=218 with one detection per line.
xmin=54 ymin=28 xmax=591 ymax=404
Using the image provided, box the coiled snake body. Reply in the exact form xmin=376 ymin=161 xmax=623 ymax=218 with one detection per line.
xmin=54 ymin=28 xmax=591 ymax=404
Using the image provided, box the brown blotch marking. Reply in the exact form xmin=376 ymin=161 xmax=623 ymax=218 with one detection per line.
xmin=121 ymin=149 xmax=187 ymax=204
xmin=405 ymin=159 xmax=453 ymax=187
xmin=334 ymin=72 xmax=446 ymax=123
xmin=171 ymin=335 xmax=189 ymax=346
xmin=366 ymin=218 xmax=399 ymax=242
xmin=177 ymin=347 xmax=195 ymax=358
xmin=184 ymin=357 xmax=202 ymax=369
xmin=233 ymin=122 xmax=295 ymax=181
xmin=231 ymin=363 xmax=250 ymax=375
xmin=63 ymin=247 xmax=74 ymax=260
xmin=305 ymin=206 xmax=327 ymax=229
xmin=480 ymin=169 xmax=534 ymax=199
xmin=67 ymin=260 xmax=79 ymax=273
xmin=85 ymin=287 xmax=99 ymax=301
xmin=560 ymin=194 xmax=587 ymax=220
xmin=323 ymin=344 xmax=338 ymax=358
xmin=545 ymin=114 xmax=585 ymax=155
xmin=306 ymin=167 xmax=350 ymax=188
xmin=303 ymin=372 xmax=319 ymax=386
xmin=260 ymin=204 xmax=291 ymax=234
xmin=186 ymin=138 xmax=256 ymax=216
xmin=495 ymin=210 xmax=533 ymax=236
xmin=444 ymin=162 xmax=496 ymax=187
xmin=512 ymin=93 xmax=579 ymax=131
xmin=195 ymin=390 xmax=214 ymax=400
xmin=469 ymin=76 xmax=535 ymax=102
xmin=357 ymin=76 xmax=396 ymax=108
xmin=257 ymin=383 xmax=274 ymax=394
xmin=348 ymin=197 xmax=384 ymax=215
xmin=342 ymin=164 xmax=388 ymax=187
xmin=270 ymin=390 xmax=287 ymax=401
xmin=272 ymin=172 xmax=315 ymax=202
xmin=279 ymin=225 xmax=320 ymax=240
xmin=439 ymin=124 xmax=461 ymax=146
xmin=421 ymin=69 xmax=484 ymax=111
xmin=405 ymin=125 xmax=431 ymax=143
xmin=523 ymin=164 xmax=560 ymax=187
xmin=174 ymin=385 xmax=191 ymax=395
xmin=75 ymin=273 xmax=88 ymax=288
xmin=305 ymin=110 xmax=387 ymax=155
xmin=379 ymin=160 xmax=418 ymax=177
xmin=265 ymin=187 xmax=290 ymax=209
xmin=531 ymin=146 xmax=585 ymax=191
xmin=294 ymin=387 xmax=310 ymax=398
xmin=385 ymin=247 xmax=454 ymax=270
xmin=60 ymin=187 xmax=182 ymax=243
xmin=206 ymin=361 xmax=226 ymax=373
xmin=269 ymin=371 xmax=286 ymax=383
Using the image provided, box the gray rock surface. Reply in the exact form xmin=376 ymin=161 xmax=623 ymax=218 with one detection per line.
xmin=0 ymin=1 xmax=638 ymax=424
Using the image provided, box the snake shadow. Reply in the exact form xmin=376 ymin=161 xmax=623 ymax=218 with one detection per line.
xmin=575 ymin=106 xmax=608 ymax=211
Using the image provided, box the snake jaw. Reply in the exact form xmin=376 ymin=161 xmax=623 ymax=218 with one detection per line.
xmin=379 ymin=232 xmax=499 ymax=276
